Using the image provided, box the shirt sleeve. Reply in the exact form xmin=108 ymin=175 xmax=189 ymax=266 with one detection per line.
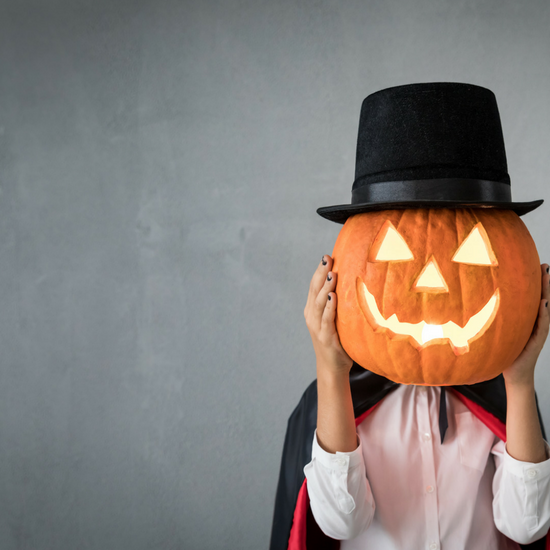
xmin=303 ymin=429 xmax=375 ymax=540
xmin=492 ymin=437 xmax=550 ymax=545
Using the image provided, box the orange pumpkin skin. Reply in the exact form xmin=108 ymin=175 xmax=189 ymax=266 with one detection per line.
xmin=332 ymin=208 xmax=541 ymax=386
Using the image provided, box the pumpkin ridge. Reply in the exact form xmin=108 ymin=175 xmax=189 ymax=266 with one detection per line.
xmin=395 ymin=209 xmax=412 ymax=320
xmin=354 ymin=276 xmax=393 ymax=379
xmin=381 ymin=213 xmax=404 ymax=322
xmin=420 ymin=208 xmax=432 ymax=383
xmin=379 ymin=252 xmax=393 ymax=378
xmin=390 ymin=210 xmax=410 ymax=379
xmin=455 ymin=209 xmax=466 ymax=328
xmin=485 ymin=212 xmax=500 ymax=330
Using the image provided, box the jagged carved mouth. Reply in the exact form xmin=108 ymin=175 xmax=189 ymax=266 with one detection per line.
xmin=356 ymin=278 xmax=500 ymax=356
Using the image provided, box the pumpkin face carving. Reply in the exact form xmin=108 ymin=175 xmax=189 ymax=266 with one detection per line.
xmin=332 ymin=208 xmax=541 ymax=385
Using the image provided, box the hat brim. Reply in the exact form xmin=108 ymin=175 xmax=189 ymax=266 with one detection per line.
xmin=316 ymin=199 xmax=544 ymax=224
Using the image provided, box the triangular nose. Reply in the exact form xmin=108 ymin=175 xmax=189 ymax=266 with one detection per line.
xmin=413 ymin=256 xmax=448 ymax=293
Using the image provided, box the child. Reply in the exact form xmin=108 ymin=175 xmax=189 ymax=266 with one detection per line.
xmin=302 ymin=254 xmax=550 ymax=549
xmin=270 ymin=83 xmax=550 ymax=550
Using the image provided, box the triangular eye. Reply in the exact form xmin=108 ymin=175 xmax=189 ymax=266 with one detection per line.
xmin=452 ymin=222 xmax=498 ymax=266
xmin=369 ymin=220 xmax=414 ymax=262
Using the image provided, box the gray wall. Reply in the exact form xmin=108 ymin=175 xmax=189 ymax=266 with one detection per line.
xmin=0 ymin=0 xmax=549 ymax=548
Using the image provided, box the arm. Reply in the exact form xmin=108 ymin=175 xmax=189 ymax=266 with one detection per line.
xmin=304 ymin=255 xmax=357 ymax=453
xmin=504 ymin=382 xmax=547 ymax=463
xmin=302 ymin=255 xmax=375 ymax=539
xmin=503 ymin=263 xmax=549 ymax=463
xmin=492 ymin=263 xmax=550 ymax=543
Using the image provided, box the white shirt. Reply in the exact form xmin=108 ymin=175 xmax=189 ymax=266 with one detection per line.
xmin=304 ymin=384 xmax=550 ymax=549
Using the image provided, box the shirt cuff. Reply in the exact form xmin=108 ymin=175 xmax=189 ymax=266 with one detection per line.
xmin=502 ymin=439 xmax=550 ymax=481
xmin=312 ymin=429 xmax=364 ymax=471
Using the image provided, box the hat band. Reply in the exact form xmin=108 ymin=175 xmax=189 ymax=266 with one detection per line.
xmin=351 ymin=178 xmax=512 ymax=205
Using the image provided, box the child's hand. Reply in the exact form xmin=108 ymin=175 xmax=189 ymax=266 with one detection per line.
xmin=304 ymin=255 xmax=353 ymax=375
xmin=503 ymin=263 xmax=550 ymax=387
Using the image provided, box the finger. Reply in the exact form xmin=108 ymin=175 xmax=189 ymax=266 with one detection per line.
xmin=532 ymin=297 xmax=550 ymax=341
xmin=320 ymin=291 xmax=338 ymax=337
xmin=314 ymin=270 xmax=337 ymax=315
xmin=542 ymin=263 xmax=550 ymax=302
xmin=307 ymin=255 xmax=333 ymax=305
xmin=304 ymin=258 xmax=335 ymax=330
xmin=541 ymin=295 xmax=549 ymax=325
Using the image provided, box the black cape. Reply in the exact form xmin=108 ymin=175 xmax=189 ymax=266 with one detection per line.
xmin=270 ymin=363 xmax=548 ymax=550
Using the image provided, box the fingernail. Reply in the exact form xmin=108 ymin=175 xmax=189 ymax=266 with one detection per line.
xmin=327 ymin=294 xmax=332 ymax=301
xmin=327 ymin=273 xmax=332 ymax=282
xmin=321 ymin=256 xmax=327 ymax=266
xmin=546 ymin=266 xmax=549 ymax=274
xmin=546 ymin=301 xmax=548 ymax=308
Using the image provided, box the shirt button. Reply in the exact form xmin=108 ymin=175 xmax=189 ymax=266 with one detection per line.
xmin=429 ymin=543 xmax=439 ymax=550
xmin=422 ymin=432 xmax=431 ymax=441
xmin=335 ymin=458 xmax=347 ymax=467
xmin=426 ymin=485 xmax=434 ymax=493
xmin=527 ymin=469 xmax=538 ymax=479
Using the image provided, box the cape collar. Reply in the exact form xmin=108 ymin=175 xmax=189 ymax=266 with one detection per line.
xmin=348 ymin=362 xmax=510 ymax=444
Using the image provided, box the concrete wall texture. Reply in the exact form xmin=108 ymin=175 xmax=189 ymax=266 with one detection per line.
xmin=0 ymin=0 xmax=549 ymax=548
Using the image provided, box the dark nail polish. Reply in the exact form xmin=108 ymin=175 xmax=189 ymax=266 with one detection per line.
xmin=546 ymin=266 xmax=549 ymax=274
xmin=328 ymin=295 xmax=332 ymax=301
xmin=321 ymin=256 xmax=327 ymax=266
xmin=327 ymin=274 xmax=332 ymax=281
xmin=546 ymin=301 xmax=548 ymax=308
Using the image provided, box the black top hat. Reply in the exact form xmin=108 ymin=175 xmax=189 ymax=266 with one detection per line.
xmin=317 ymin=82 xmax=543 ymax=223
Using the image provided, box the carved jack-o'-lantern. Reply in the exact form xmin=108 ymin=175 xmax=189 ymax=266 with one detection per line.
xmin=332 ymin=208 xmax=541 ymax=385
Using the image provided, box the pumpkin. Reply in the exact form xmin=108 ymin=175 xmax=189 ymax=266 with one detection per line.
xmin=332 ymin=208 xmax=541 ymax=385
